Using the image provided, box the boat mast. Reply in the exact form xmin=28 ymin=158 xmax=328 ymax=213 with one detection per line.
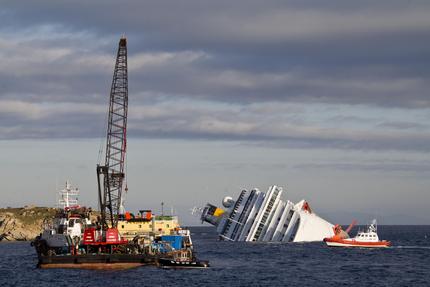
xmin=97 ymin=36 xmax=128 ymax=230
xmin=58 ymin=180 xmax=79 ymax=209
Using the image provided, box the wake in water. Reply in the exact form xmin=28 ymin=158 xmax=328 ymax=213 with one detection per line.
xmin=392 ymin=245 xmax=430 ymax=249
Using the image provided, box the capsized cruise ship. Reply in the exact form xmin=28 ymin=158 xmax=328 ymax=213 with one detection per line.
xmin=200 ymin=185 xmax=334 ymax=242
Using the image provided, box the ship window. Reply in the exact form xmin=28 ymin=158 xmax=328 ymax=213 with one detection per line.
xmin=121 ymin=225 xmax=124 ymax=229
xmin=139 ymin=225 xmax=142 ymax=228
xmin=58 ymin=225 xmax=65 ymax=234
xmin=167 ymin=224 xmax=169 ymax=228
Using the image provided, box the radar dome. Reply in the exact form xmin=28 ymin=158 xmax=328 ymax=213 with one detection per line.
xmin=222 ymin=196 xmax=235 ymax=208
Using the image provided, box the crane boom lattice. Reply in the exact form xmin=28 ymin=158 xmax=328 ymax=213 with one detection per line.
xmin=97 ymin=37 xmax=128 ymax=230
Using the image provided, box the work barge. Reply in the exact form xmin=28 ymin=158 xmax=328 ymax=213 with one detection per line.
xmin=33 ymin=195 xmax=199 ymax=269
xmin=32 ymin=37 xmax=208 ymax=269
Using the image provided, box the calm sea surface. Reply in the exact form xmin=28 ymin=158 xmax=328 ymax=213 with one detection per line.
xmin=1 ymin=226 xmax=429 ymax=287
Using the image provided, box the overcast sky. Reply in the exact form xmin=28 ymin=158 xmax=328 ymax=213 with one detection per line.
xmin=1 ymin=1 xmax=429 ymax=225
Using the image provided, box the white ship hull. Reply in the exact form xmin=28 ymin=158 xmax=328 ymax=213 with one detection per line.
xmin=200 ymin=185 xmax=334 ymax=242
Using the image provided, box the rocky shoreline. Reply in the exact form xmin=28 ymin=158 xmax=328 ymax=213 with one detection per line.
xmin=0 ymin=206 xmax=57 ymax=241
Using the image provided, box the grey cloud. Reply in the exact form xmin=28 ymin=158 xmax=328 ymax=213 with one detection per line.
xmin=127 ymin=103 xmax=430 ymax=152
xmin=293 ymin=161 xmax=430 ymax=174
xmin=1 ymin=0 xmax=430 ymax=149
xmin=376 ymin=121 xmax=429 ymax=130
xmin=1 ymin=1 xmax=430 ymax=107
xmin=0 ymin=101 xmax=105 ymax=139
xmin=2 ymin=100 xmax=429 ymax=152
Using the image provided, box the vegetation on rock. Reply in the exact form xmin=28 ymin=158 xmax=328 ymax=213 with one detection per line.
xmin=0 ymin=207 xmax=57 ymax=241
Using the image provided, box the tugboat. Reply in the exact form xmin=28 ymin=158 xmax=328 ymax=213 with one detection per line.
xmin=156 ymin=229 xmax=210 ymax=269
xmin=324 ymin=219 xmax=391 ymax=248
xmin=32 ymin=181 xmax=92 ymax=256
xmin=157 ymin=250 xmax=210 ymax=269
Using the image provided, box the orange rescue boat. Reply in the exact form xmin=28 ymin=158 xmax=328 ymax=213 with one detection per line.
xmin=324 ymin=219 xmax=390 ymax=248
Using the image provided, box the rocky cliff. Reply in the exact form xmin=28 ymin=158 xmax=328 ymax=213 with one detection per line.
xmin=0 ymin=206 xmax=57 ymax=241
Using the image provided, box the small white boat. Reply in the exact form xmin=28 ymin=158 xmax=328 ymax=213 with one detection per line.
xmin=324 ymin=219 xmax=390 ymax=248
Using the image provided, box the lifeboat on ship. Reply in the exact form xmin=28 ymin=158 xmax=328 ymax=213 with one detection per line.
xmin=324 ymin=220 xmax=390 ymax=248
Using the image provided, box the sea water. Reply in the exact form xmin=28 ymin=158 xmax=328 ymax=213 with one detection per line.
xmin=0 ymin=226 xmax=429 ymax=286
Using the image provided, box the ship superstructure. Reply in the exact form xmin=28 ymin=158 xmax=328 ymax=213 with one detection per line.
xmin=117 ymin=211 xmax=181 ymax=240
xmin=33 ymin=181 xmax=92 ymax=255
xmin=200 ymin=185 xmax=334 ymax=242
